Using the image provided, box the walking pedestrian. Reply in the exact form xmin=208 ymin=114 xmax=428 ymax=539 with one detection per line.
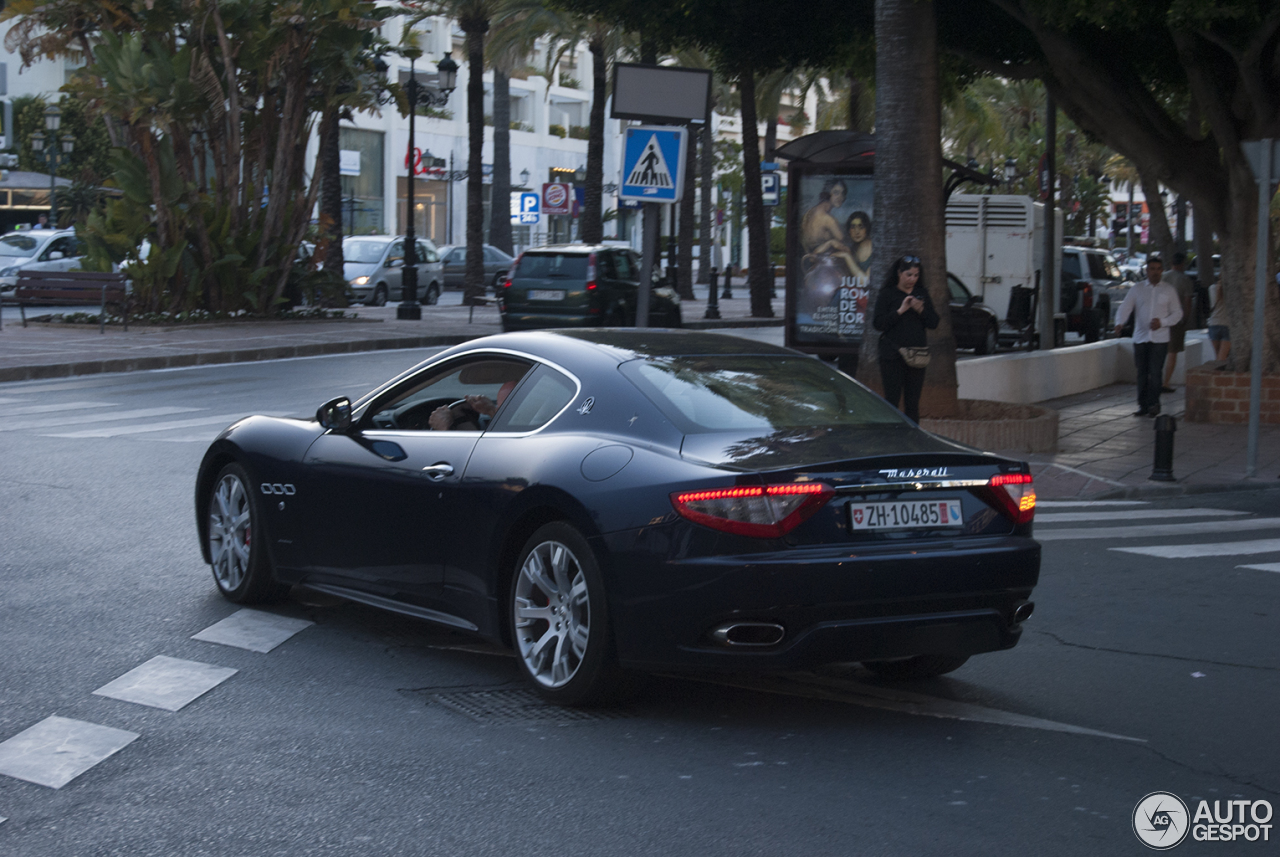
xmin=1161 ymin=252 xmax=1195 ymax=392
xmin=873 ymin=255 xmax=938 ymax=422
xmin=1113 ymin=255 xmax=1183 ymax=416
xmin=1207 ymin=277 xmax=1229 ymax=361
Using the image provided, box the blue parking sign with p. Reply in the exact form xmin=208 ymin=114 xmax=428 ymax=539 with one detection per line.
xmin=620 ymin=126 xmax=687 ymax=203
xmin=511 ymin=191 xmax=540 ymax=224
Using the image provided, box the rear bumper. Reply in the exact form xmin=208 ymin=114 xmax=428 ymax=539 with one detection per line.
xmin=601 ymin=531 xmax=1040 ymax=672
xmin=501 ymin=310 xmax=596 ymax=330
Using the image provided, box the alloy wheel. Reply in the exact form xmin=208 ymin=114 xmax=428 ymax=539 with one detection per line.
xmin=514 ymin=540 xmax=591 ymax=688
xmin=209 ymin=472 xmax=252 ymax=592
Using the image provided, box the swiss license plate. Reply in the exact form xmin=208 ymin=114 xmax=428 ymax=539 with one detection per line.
xmin=528 ymin=289 xmax=566 ymax=301
xmin=848 ymin=499 xmax=964 ymax=530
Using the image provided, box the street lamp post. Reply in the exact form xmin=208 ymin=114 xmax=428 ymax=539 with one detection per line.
xmin=398 ymin=51 xmax=458 ymax=320
xmin=31 ymin=106 xmax=74 ymax=228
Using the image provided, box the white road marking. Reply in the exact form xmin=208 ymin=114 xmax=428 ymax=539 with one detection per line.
xmin=1038 ymin=508 xmax=1245 ymax=524
xmin=1111 ymin=538 xmax=1280 ymax=559
xmin=6 ymin=401 xmax=115 ymax=417
xmin=192 ymin=609 xmax=313 ymax=653
xmin=1237 ymin=563 xmax=1280 ymax=573
xmin=0 ymin=406 xmax=202 ymax=432
xmin=45 ymin=413 xmax=249 ymax=438
xmin=1036 ymin=517 xmax=1280 ymax=541
xmin=1037 ymin=500 xmax=1149 ymax=508
xmin=92 ymin=655 xmax=237 ymax=712
xmin=695 ymin=674 xmax=1144 ymax=742
xmin=0 ymin=716 xmax=138 ymax=789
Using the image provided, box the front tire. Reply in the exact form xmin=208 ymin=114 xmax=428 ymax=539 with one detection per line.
xmin=510 ymin=522 xmax=619 ymax=705
xmin=424 ymin=283 xmax=440 ymax=305
xmin=371 ymin=284 xmax=388 ymax=307
xmin=206 ymin=463 xmax=287 ymax=603
xmin=975 ymin=323 xmax=998 ymax=355
xmin=862 ymin=654 xmax=969 ymax=680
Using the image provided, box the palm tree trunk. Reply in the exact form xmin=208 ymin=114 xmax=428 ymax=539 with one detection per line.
xmin=1140 ymin=173 xmax=1175 ymax=261
xmin=764 ymin=117 xmax=777 ymax=163
xmin=847 ymin=72 xmax=869 ymax=132
xmin=463 ymin=22 xmax=488 ymax=306
xmin=318 ymin=108 xmax=344 ymax=277
xmin=739 ymin=66 xmax=773 ymax=318
xmin=859 ymin=0 xmax=956 ymax=417
xmin=581 ymin=36 xmax=606 ymax=245
xmin=677 ymin=133 xmax=696 ymax=299
xmin=697 ymin=118 xmax=714 ymax=284
xmin=489 ymin=69 xmax=513 ymax=255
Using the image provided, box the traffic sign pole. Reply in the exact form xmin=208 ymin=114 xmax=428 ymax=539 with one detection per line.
xmin=636 ymin=202 xmax=659 ymax=328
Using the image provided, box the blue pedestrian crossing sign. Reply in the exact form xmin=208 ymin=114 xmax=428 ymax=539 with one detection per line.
xmin=620 ymin=126 xmax=687 ymax=203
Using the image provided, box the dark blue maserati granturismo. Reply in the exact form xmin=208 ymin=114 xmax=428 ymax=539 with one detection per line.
xmin=196 ymin=330 xmax=1040 ymax=704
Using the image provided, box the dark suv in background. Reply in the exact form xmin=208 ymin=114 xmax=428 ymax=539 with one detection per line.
xmin=1060 ymin=245 xmax=1125 ymax=342
xmin=498 ymin=244 xmax=682 ymax=331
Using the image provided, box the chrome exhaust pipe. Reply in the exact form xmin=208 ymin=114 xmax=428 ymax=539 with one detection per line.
xmin=1013 ymin=601 xmax=1035 ymax=623
xmin=711 ymin=622 xmax=786 ymax=647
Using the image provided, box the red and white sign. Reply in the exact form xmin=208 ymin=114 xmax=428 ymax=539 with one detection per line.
xmin=542 ymin=182 xmax=572 ymax=215
xmin=404 ymin=147 xmax=445 ymax=178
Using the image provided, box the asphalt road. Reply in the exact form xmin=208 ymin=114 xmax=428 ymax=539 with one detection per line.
xmin=1 ymin=350 xmax=1277 ymax=855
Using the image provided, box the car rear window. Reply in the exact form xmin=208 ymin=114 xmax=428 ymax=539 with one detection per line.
xmin=620 ymin=356 xmax=908 ymax=434
xmin=515 ymin=253 xmax=588 ymax=279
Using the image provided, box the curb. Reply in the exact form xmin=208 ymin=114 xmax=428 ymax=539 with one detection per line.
xmin=1087 ymin=480 xmax=1280 ymax=501
xmin=0 ymin=333 xmax=483 ymax=383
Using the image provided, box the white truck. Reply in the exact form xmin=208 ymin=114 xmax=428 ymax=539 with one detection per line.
xmin=945 ymin=194 xmax=1068 ymax=346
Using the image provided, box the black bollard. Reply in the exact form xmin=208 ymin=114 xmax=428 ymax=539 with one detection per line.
xmin=704 ymin=268 xmax=721 ymax=320
xmin=1149 ymin=414 xmax=1177 ymax=482
xmin=721 ymin=264 xmax=734 ymax=300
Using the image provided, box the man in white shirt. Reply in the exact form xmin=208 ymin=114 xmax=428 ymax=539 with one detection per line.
xmin=1113 ymin=255 xmax=1184 ymax=416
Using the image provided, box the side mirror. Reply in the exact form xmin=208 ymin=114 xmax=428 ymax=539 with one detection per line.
xmin=317 ymin=396 xmax=353 ymax=431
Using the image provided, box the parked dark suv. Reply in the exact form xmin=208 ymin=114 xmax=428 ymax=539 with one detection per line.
xmin=1060 ymin=245 xmax=1124 ymax=342
xmin=499 ymin=244 xmax=682 ymax=331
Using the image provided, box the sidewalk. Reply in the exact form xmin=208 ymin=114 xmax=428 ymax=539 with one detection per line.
xmin=1 ymin=286 xmax=1275 ymax=500
xmin=0 ymin=279 xmax=778 ymax=383
xmin=1013 ymin=383 xmax=1280 ymax=499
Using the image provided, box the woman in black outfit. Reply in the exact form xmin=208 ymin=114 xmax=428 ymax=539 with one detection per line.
xmin=872 ymin=255 xmax=938 ymax=422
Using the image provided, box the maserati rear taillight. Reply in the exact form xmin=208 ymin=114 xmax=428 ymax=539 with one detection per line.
xmin=671 ymin=483 xmax=834 ymax=538
xmin=987 ymin=473 xmax=1035 ymax=524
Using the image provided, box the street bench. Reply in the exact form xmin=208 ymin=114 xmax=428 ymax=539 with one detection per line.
xmin=2 ymin=270 xmax=130 ymax=333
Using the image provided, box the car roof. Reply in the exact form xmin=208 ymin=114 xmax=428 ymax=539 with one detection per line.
xmin=522 ymin=244 xmax=620 ymax=255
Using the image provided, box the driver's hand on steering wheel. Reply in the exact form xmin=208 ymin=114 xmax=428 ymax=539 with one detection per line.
xmin=428 ymin=406 xmax=455 ymax=431
xmin=464 ymin=394 xmax=499 ymax=416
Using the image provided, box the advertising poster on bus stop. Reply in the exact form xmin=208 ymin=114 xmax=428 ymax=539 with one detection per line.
xmin=785 ymin=169 xmax=874 ymax=356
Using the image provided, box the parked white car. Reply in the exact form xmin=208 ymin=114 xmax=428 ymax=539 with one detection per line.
xmin=0 ymin=230 xmax=85 ymax=291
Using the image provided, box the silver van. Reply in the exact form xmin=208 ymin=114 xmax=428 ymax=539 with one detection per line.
xmin=343 ymin=235 xmax=444 ymax=306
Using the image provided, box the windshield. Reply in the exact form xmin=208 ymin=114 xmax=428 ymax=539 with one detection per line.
xmin=620 ymin=355 xmax=908 ymax=434
xmin=515 ymin=253 xmax=588 ymax=279
xmin=0 ymin=234 xmax=41 ymax=256
xmin=344 ymin=240 xmax=388 ymax=264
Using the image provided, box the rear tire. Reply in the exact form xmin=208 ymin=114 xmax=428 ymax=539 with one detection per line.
xmin=975 ymin=323 xmax=998 ymax=355
xmin=1083 ymin=308 xmax=1101 ymax=343
xmin=206 ymin=463 xmax=287 ymax=604
xmin=861 ymin=654 xmax=969 ymax=680
xmin=509 ymin=522 xmax=621 ymax=705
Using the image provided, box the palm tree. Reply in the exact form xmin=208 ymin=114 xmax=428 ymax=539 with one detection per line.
xmin=858 ymin=0 xmax=956 ymax=418
xmin=737 ymin=66 xmax=773 ymax=318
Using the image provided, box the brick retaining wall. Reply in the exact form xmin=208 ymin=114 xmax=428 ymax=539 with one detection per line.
xmin=1185 ymin=362 xmax=1280 ymax=424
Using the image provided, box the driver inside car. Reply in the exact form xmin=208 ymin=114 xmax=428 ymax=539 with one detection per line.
xmin=428 ymin=380 xmax=518 ymax=431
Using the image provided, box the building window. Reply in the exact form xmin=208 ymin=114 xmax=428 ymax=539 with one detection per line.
xmin=339 ymin=127 xmax=385 ymax=235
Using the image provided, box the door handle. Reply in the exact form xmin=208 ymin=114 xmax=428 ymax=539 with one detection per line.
xmin=422 ymin=462 xmax=454 ymax=481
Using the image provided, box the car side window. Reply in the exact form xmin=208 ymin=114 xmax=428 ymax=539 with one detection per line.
xmin=364 ymin=357 xmax=532 ymax=432
xmin=1062 ymin=253 xmax=1083 ymax=280
xmin=447 ymin=248 xmax=464 ymax=264
xmin=947 ymin=275 xmax=969 ymax=302
xmin=597 ymin=253 xmax=617 ymax=279
xmin=42 ymin=237 xmax=72 ymax=260
xmin=489 ymin=364 xmax=578 ymax=433
xmin=387 ymin=242 xmax=405 ymax=266
xmin=613 ymin=251 xmax=636 ymax=281
xmin=1086 ymin=253 xmax=1111 ymax=280
xmin=418 ymin=241 xmax=437 ymax=263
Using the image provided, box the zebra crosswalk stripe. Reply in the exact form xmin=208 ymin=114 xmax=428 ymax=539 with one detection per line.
xmin=1037 ymin=508 xmax=1246 ymax=524
xmin=0 ymin=406 xmax=202 ymax=432
xmin=1238 ymin=563 xmax=1280 ymax=573
xmin=1036 ymin=517 xmax=1280 ymax=541
xmin=45 ymin=413 xmax=250 ymax=438
xmin=1111 ymin=538 xmax=1280 ymax=559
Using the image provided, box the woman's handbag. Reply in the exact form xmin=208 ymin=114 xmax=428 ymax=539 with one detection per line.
xmin=898 ymin=346 xmax=931 ymax=369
